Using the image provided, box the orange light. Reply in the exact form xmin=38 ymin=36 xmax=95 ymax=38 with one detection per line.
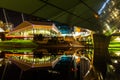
xmin=76 ymin=58 xmax=80 ymax=63
xmin=94 ymin=14 xmax=99 ymax=19
xmin=71 ymin=68 xmax=78 ymax=71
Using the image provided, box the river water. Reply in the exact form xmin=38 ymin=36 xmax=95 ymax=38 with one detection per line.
xmin=0 ymin=47 xmax=119 ymax=80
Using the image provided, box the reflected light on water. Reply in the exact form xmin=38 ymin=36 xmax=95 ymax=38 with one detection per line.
xmin=114 ymin=60 xmax=118 ymax=63
xmin=0 ymin=47 xmax=94 ymax=80
xmin=114 ymin=37 xmax=120 ymax=42
xmin=114 ymin=51 xmax=120 ymax=56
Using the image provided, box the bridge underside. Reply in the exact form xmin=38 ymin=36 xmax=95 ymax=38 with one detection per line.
xmin=0 ymin=0 xmax=106 ymax=32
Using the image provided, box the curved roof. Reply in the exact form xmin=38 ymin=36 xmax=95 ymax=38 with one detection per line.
xmin=0 ymin=27 xmax=4 ymax=32
xmin=9 ymin=21 xmax=59 ymax=34
xmin=0 ymin=0 xmax=106 ymax=32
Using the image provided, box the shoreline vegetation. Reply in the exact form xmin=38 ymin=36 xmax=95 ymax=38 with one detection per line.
xmin=0 ymin=39 xmax=38 ymax=48
xmin=0 ymin=39 xmax=88 ymax=49
xmin=0 ymin=39 xmax=71 ymax=48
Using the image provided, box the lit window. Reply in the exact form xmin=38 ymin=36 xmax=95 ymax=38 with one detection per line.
xmin=107 ymin=19 xmax=110 ymax=23
xmin=108 ymin=8 xmax=111 ymax=12
xmin=111 ymin=1 xmax=115 ymax=6
xmin=110 ymin=14 xmax=115 ymax=19
xmin=104 ymin=22 xmax=111 ymax=30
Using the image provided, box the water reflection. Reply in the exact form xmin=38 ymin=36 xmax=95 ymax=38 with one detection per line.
xmin=92 ymin=48 xmax=120 ymax=80
xmin=108 ymin=49 xmax=120 ymax=79
xmin=0 ymin=47 xmax=93 ymax=80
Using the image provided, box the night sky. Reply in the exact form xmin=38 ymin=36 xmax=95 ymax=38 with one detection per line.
xmin=0 ymin=8 xmax=47 ymax=27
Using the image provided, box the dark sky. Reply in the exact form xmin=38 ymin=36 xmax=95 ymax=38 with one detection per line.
xmin=0 ymin=8 xmax=46 ymax=27
xmin=0 ymin=9 xmax=6 ymax=23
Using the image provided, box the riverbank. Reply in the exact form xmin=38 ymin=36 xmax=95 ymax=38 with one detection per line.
xmin=0 ymin=39 xmax=38 ymax=48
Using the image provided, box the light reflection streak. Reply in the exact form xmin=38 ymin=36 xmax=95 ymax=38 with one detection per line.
xmin=98 ymin=0 xmax=110 ymax=15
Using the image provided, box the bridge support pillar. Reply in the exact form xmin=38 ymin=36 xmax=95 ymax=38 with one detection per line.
xmin=93 ymin=34 xmax=110 ymax=49
xmin=93 ymin=34 xmax=111 ymax=79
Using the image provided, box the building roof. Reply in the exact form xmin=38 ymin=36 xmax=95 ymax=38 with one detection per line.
xmin=0 ymin=27 xmax=4 ymax=32
xmin=10 ymin=21 xmax=59 ymax=34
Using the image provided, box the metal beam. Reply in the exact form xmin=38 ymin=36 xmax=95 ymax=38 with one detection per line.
xmin=80 ymin=0 xmax=98 ymax=15
xmin=39 ymin=0 xmax=94 ymax=24
xmin=30 ymin=3 xmax=47 ymax=15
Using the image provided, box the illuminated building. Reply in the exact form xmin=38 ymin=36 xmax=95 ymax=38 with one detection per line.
xmin=7 ymin=21 xmax=60 ymax=39
xmin=0 ymin=20 xmax=13 ymax=32
xmin=99 ymin=0 xmax=120 ymax=35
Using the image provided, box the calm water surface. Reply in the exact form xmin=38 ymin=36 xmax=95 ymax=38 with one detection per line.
xmin=0 ymin=47 xmax=119 ymax=80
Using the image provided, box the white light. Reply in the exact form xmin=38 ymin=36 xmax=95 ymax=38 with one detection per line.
xmin=111 ymin=1 xmax=115 ymax=6
xmin=0 ymin=58 xmax=3 ymax=61
xmin=73 ymin=55 xmax=79 ymax=59
xmin=114 ymin=51 xmax=120 ymax=56
xmin=0 ymin=28 xmax=4 ymax=32
xmin=114 ymin=37 xmax=120 ymax=41
xmin=108 ymin=8 xmax=111 ymax=11
xmin=105 ymin=23 xmax=111 ymax=30
xmin=107 ymin=19 xmax=110 ymax=23
xmin=114 ymin=60 xmax=118 ymax=63
xmin=98 ymin=0 xmax=110 ymax=15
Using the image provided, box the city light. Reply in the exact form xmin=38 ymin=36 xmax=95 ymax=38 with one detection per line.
xmin=98 ymin=0 xmax=110 ymax=15
xmin=114 ymin=51 xmax=120 ymax=56
xmin=113 ymin=60 xmax=118 ymax=63
xmin=114 ymin=37 xmax=120 ymax=42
